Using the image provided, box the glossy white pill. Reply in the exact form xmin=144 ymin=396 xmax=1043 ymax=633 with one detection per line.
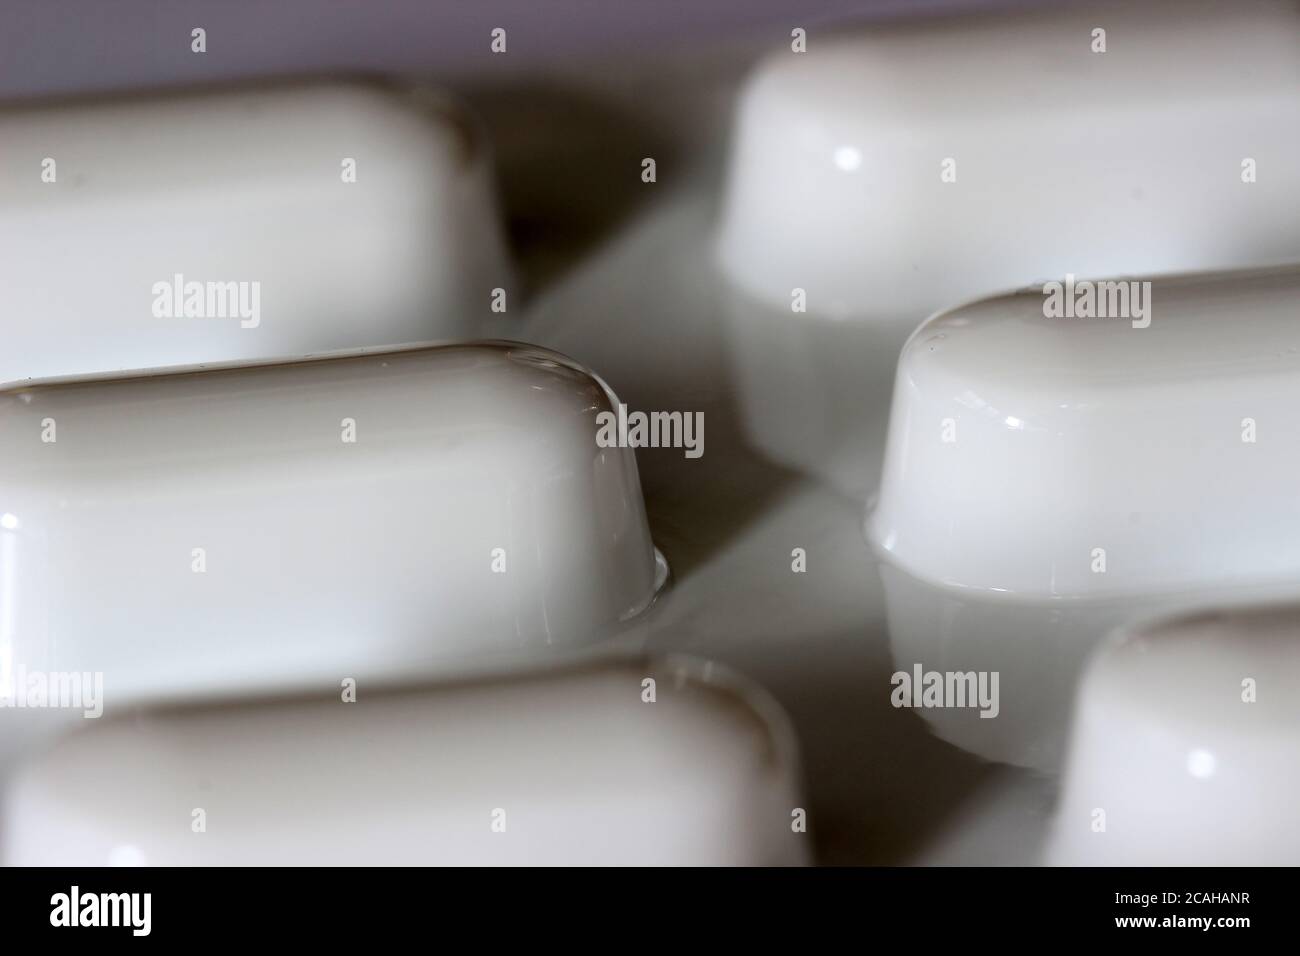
xmin=0 ymin=342 xmax=667 ymax=705
xmin=869 ymin=266 xmax=1300 ymax=768
xmin=718 ymin=1 xmax=1300 ymax=319
xmin=0 ymin=80 xmax=511 ymax=385
xmin=2 ymin=656 xmax=808 ymax=866
xmin=871 ymin=266 xmax=1300 ymax=598
xmin=1048 ymin=603 xmax=1300 ymax=865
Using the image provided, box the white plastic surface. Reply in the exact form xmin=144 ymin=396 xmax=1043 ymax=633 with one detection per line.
xmin=14 ymin=5 xmax=1291 ymax=864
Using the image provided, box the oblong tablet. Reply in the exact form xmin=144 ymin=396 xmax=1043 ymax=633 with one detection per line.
xmin=714 ymin=2 xmax=1300 ymax=495
xmin=718 ymin=3 xmax=1300 ymax=318
xmin=871 ymin=267 xmax=1300 ymax=597
xmin=2 ymin=656 xmax=808 ymax=866
xmin=0 ymin=342 xmax=667 ymax=703
xmin=868 ymin=266 xmax=1300 ymax=768
xmin=1047 ymin=604 xmax=1300 ymax=865
xmin=0 ymin=79 xmax=511 ymax=385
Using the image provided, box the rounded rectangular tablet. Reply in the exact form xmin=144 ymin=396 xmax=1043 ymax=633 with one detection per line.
xmin=0 ymin=79 xmax=511 ymax=385
xmin=1048 ymin=603 xmax=1300 ymax=865
xmin=870 ymin=266 xmax=1300 ymax=598
xmin=717 ymin=2 xmax=1300 ymax=320
xmin=2 ymin=656 xmax=808 ymax=866
xmin=0 ymin=342 xmax=667 ymax=704
xmin=868 ymin=266 xmax=1300 ymax=769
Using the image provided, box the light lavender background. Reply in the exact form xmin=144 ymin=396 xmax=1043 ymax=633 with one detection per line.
xmin=1 ymin=0 xmax=1058 ymax=98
